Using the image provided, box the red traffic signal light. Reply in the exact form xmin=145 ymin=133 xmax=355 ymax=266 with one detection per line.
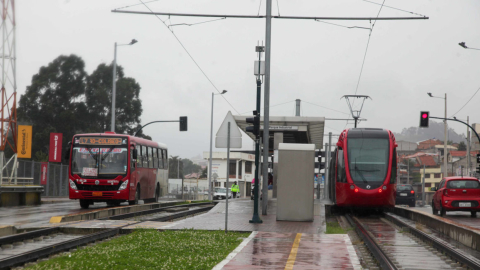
xmin=419 ymin=111 xmax=429 ymax=128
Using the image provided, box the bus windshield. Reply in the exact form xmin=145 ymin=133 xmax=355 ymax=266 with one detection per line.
xmin=71 ymin=147 xmax=128 ymax=178
xmin=347 ymin=138 xmax=389 ymax=184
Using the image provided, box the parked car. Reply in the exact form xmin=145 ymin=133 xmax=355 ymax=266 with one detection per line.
xmin=213 ymin=188 xmax=231 ymax=200
xmin=395 ymin=184 xmax=416 ymax=207
xmin=431 ymin=177 xmax=480 ymax=217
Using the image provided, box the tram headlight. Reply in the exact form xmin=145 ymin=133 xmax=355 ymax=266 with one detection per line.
xmin=119 ymin=180 xmax=129 ymax=191
xmin=382 ymin=186 xmax=387 ymax=190
xmin=350 ymin=185 xmax=354 ymax=190
xmin=69 ymin=179 xmax=77 ymax=190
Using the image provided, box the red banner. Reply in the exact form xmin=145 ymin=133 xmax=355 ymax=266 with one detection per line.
xmin=40 ymin=162 xmax=48 ymax=185
xmin=49 ymin=133 xmax=63 ymax=162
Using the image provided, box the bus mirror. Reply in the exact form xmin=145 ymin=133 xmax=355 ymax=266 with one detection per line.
xmin=133 ymin=149 xmax=138 ymax=160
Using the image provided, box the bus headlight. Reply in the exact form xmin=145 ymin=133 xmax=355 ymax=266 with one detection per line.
xmin=119 ymin=180 xmax=129 ymax=191
xmin=69 ymin=179 xmax=77 ymax=190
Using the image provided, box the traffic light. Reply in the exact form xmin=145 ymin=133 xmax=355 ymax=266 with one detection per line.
xmin=318 ymin=151 xmax=325 ymax=170
xmin=179 ymin=116 xmax=188 ymax=131
xmin=419 ymin=111 xmax=429 ymax=128
xmin=246 ymin=110 xmax=260 ymax=136
xmin=476 ymin=166 xmax=480 ymax=174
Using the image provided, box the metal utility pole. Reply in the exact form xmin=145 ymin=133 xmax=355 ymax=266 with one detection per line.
xmin=111 ymin=39 xmax=138 ymax=132
xmin=225 ymin=122 xmax=231 ymax=233
xmin=208 ymin=90 xmax=227 ymax=201
xmin=444 ymin=93 xmax=448 ymax=178
xmin=295 ymin=99 xmax=301 ymax=116
xmin=422 ymin=165 xmax=426 ymax=206
xmin=467 ymin=116 xmax=471 ymax=175
xmin=250 ymin=45 xmax=264 ymax=224
xmin=261 ymin=0 xmax=272 ymax=215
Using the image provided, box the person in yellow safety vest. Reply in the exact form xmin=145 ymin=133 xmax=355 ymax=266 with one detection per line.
xmin=231 ymin=181 xmax=239 ymax=199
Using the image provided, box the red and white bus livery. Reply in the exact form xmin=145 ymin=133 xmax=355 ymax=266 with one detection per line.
xmin=67 ymin=132 xmax=168 ymax=209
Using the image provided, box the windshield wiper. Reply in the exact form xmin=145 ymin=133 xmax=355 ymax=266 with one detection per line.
xmin=354 ymin=161 xmax=368 ymax=184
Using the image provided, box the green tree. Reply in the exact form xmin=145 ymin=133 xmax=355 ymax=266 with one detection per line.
xmin=182 ymin=158 xmax=202 ymax=175
xmin=457 ymin=141 xmax=467 ymax=151
xmin=18 ymin=55 xmax=89 ymax=162
xmin=201 ymin=167 xmax=208 ymax=178
xmin=169 ymin=156 xmax=183 ymax=178
xmin=86 ymin=63 xmax=145 ymax=136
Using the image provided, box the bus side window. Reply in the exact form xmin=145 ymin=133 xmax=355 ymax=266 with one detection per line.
xmin=148 ymin=147 xmax=153 ymax=168
xmin=337 ymin=149 xmax=346 ymax=183
xmin=136 ymin=145 xmax=142 ymax=168
xmin=163 ymin=149 xmax=168 ymax=169
xmin=153 ymin=148 xmax=158 ymax=168
xmin=142 ymin=146 xmax=148 ymax=168
xmin=131 ymin=148 xmax=136 ymax=171
xmin=390 ymin=149 xmax=397 ymax=184
xmin=158 ymin=149 xmax=164 ymax=169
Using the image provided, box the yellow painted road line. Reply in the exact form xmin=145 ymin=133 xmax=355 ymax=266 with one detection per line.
xmin=285 ymin=233 xmax=302 ymax=270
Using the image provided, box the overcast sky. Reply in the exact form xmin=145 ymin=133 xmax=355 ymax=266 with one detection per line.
xmin=15 ymin=0 xmax=480 ymax=158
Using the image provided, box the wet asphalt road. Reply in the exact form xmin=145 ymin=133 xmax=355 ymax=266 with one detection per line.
xmin=0 ymin=200 xmax=131 ymax=228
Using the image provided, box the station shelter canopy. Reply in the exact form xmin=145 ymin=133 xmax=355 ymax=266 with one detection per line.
xmin=233 ymin=115 xmax=325 ymax=150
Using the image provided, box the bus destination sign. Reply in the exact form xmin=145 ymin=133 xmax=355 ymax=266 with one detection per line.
xmin=78 ymin=137 xmax=125 ymax=145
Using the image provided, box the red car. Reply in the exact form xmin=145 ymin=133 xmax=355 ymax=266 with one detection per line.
xmin=431 ymin=177 xmax=480 ymax=217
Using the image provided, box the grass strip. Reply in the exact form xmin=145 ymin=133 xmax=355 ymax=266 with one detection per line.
xmin=326 ymin=221 xmax=346 ymax=234
xmin=27 ymin=229 xmax=250 ymax=270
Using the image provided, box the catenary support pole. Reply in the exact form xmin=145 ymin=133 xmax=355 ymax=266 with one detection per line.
xmin=208 ymin=92 xmax=214 ymax=200
xmin=225 ymin=122 xmax=230 ymax=233
xmin=467 ymin=116 xmax=470 ymax=175
xmin=422 ymin=165 xmax=426 ymax=206
xmin=261 ymin=0 xmax=272 ymax=216
xmin=444 ymin=93 xmax=448 ymax=178
xmin=111 ymin=42 xmax=117 ymax=132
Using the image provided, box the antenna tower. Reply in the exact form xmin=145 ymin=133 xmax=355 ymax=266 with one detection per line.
xmin=0 ymin=0 xmax=17 ymax=153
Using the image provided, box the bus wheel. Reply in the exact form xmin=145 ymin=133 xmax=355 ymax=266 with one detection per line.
xmin=155 ymin=185 xmax=160 ymax=203
xmin=129 ymin=186 xmax=140 ymax=205
xmin=80 ymin=199 xmax=90 ymax=209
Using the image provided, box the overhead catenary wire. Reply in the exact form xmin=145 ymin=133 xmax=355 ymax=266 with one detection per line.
xmin=137 ymin=0 xmax=240 ymax=114
xmin=302 ymin=101 xmax=350 ymax=115
xmin=354 ymin=0 xmax=385 ymax=97
xmin=315 ymin=20 xmax=370 ymax=30
xmin=361 ymin=0 xmax=427 ymax=17
xmin=168 ymin=17 xmax=226 ymax=28
xmin=239 ymin=100 xmax=295 ymax=115
xmin=276 ymin=0 xmax=281 ymax=16
xmin=451 ymin=86 xmax=480 ymax=117
xmin=257 ymin=0 xmax=263 ymax=16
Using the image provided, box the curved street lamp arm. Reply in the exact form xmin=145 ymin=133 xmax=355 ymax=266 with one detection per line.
xmin=133 ymin=120 xmax=179 ymax=137
xmin=430 ymin=116 xmax=480 ymax=148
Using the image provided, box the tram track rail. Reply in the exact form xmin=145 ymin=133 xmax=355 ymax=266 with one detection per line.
xmin=385 ymin=213 xmax=480 ymax=270
xmin=345 ymin=214 xmax=397 ymax=270
xmin=346 ymin=213 xmax=480 ymax=270
xmin=0 ymin=202 xmax=216 ymax=270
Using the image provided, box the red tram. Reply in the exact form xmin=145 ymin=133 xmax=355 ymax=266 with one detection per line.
xmin=327 ymin=128 xmax=398 ymax=210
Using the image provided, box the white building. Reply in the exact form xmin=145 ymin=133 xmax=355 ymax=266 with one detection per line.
xmin=203 ymin=151 xmax=259 ymax=198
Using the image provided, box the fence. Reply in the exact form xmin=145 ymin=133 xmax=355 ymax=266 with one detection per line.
xmin=0 ymin=160 xmax=69 ymax=197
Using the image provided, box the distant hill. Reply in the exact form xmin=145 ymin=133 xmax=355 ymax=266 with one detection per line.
xmin=393 ymin=120 xmax=466 ymax=143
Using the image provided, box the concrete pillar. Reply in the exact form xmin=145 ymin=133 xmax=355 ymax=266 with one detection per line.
xmin=273 ymin=132 xmax=283 ymax=198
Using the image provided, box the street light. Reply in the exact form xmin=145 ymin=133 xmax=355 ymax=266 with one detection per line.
xmin=111 ymin=39 xmax=138 ymax=132
xmin=208 ymin=90 xmax=227 ymax=200
xmin=458 ymin=42 xmax=480 ymax=50
xmin=427 ymin=92 xmax=448 ymax=179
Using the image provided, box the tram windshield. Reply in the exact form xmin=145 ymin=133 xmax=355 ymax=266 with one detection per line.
xmin=347 ymin=138 xmax=389 ymax=184
xmin=71 ymin=147 xmax=128 ymax=178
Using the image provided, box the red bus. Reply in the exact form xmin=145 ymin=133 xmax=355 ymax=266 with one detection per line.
xmin=67 ymin=132 xmax=168 ymax=209
xmin=327 ymin=128 xmax=398 ymax=210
